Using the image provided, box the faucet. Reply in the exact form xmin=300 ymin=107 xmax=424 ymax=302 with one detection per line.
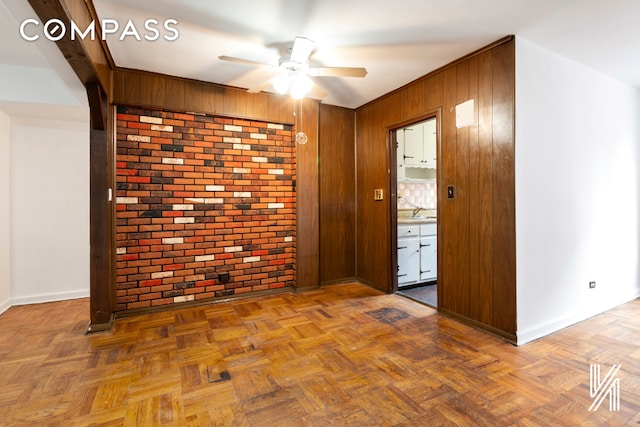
xmin=399 ymin=195 xmax=426 ymax=217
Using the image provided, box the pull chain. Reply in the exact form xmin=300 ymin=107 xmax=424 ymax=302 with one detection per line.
xmin=295 ymin=98 xmax=308 ymax=145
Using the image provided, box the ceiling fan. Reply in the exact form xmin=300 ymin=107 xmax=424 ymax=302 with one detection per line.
xmin=218 ymin=36 xmax=368 ymax=99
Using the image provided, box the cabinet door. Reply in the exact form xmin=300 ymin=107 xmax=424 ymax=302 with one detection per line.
xmin=402 ymin=125 xmax=423 ymax=166
xmin=422 ymin=118 xmax=437 ymax=169
xmin=396 ymin=129 xmax=405 ymax=180
xmin=420 ymin=235 xmax=437 ymax=281
xmin=398 ymin=238 xmax=420 ymax=285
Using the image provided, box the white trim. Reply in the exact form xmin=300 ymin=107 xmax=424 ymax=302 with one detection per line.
xmin=517 ymin=289 xmax=640 ymax=345
xmin=10 ymin=289 xmax=89 ymax=307
xmin=0 ymin=298 xmax=10 ymax=315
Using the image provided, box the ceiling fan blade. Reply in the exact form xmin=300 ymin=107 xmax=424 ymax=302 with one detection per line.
xmin=218 ymin=55 xmax=273 ymax=68
xmin=290 ymin=37 xmax=315 ymax=63
xmin=308 ymin=67 xmax=368 ymax=78
xmin=247 ymin=78 xmax=276 ymax=94
xmin=247 ymin=77 xmax=327 ymax=99
xmin=308 ymin=81 xmax=328 ymax=99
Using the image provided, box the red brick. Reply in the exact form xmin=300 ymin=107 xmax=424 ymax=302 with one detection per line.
xmin=127 ymin=301 xmax=151 ymax=310
xmin=116 ymin=106 xmax=296 ymax=314
xmin=117 ymin=113 xmax=139 ymax=121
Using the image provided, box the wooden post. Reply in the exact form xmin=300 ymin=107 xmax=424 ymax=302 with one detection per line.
xmin=86 ymin=83 xmax=114 ymax=332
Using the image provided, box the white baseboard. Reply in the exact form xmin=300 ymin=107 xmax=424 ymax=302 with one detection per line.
xmin=0 ymin=297 xmax=10 ymax=315
xmin=517 ymin=288 xmax=640 ymax=345
xmin=10 ymin=289 xmax=90 ymax=307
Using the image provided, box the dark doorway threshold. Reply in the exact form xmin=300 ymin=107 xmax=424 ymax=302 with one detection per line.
xmin=397 ymin=283 xmax=437 ymax=308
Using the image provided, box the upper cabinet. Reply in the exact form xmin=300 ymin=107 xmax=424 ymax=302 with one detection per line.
xmin=397 ymin=117 xmax=437 ymax=180
xmin=403 ymin=123 xmax=424 ymax=166
xmin=422 ymin=118 xmax=437 ymax=169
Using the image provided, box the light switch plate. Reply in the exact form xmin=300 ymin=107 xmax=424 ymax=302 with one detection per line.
xmin=374 ymin=189 xmax=384 ymax=201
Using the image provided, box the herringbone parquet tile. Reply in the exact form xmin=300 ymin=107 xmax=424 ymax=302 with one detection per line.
xmin=0 ymin=284 xmax=639 ymax=426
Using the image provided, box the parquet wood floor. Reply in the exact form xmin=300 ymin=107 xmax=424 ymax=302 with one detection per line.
xmin=1 ymin=283 xmax=639 ymax=426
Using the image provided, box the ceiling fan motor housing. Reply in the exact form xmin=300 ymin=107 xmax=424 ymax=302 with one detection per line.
xmin=279 ymin=55 xmax=308 ymax=72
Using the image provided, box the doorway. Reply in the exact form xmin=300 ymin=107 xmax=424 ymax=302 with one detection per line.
xmin=390 ymin=113 xmax=439 ymax=308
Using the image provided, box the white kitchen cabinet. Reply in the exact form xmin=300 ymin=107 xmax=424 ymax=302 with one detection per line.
xmin=402 ymin=124 xmax=423 ymax=166
xmin=420 ymin=223 xmax=437 ymax=282
xmin=397 ymin=236 xmax=420 ymax=285
xmin=398 ymin=222 xmax=437 ymax=287
xmin=420 ymin=235 xmax=437 ymax=281
xmin=399 ymin=118 xmax=437 ymax=169
xmin=422 ymin=118 xmax=437 ymax=169
xmin=396 ymin=128 xmax=405 ymax=180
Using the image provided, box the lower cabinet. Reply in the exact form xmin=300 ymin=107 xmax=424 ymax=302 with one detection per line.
xmin=420 ymin=235 xmax=437 ymax=281
xmin=397 ymin=237 xmax=420 ymax=285
xmin=398 ymin=222 xmax=437 ymax=287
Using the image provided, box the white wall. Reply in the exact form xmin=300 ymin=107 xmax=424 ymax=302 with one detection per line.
xmin=515 ymin=36 xmax=640 ymax=344
xmin=0 ymin=110 xmax=10 ymax=313
xmin=10 ymin=115 xmax=90 ymax=305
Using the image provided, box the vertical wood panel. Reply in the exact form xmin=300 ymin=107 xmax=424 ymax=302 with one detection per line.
xmin=355 ymin=102 xmax=386 ymax=289
xmin=491 ymin=42 xmax=516 ymax=334
xmin=112 ymin=70 xmax=125 ymax=104
xmin=248 ymin=93 xmax=269 ymax=121
xmin=424 ymin=74 xmax=442 ymax=111
xmin=143 ymin=74 xmax=166 ymax=108
xmin=268 ymin=97 xmax=289 ymax=124
xmin=454 ymin=61 xmax=471 ymax=317
xmin=184 ymin=82 xmax=205 ymax=113
xmin=355 ymin=92 xmax=403 ymax=292
xmin=232 ymin=91 xmax=250 ymax=118
xmin=297 ymin=99 xmax=320 ymax=288
xmin=319 ymin=105 xmax=356 ymax=283
xmin=221 ymin=87 xmax=237 ymax=115
xmin=401 ymin=80 xmax=426 ymax=119
xmin=470 ymin=51 xmax=494 ymax=324
xmin=124 ymin=71 xmax=141 ymax=106
xmin=439 ymin=66 xmax=458 ymax=312
xmin=201 ymin=84 xmax=223 ymax=114
xmin=165 ymin=78 xmax=185 ymax=111
xmin=355 ymin=103 xmax=376 ymax=285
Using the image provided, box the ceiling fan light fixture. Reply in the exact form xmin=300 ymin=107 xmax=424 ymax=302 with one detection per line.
xmin=290 ymin=75 xmax=312 ymax=99
xmin=219 ymin=35 xmax=366 ymax=101
xmin=273 ymin=75 xmax=291 ymax=95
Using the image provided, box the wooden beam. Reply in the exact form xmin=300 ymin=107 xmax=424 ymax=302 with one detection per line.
xmin=86 ymin=84 xmax=106 ymax=130
xmin=28 ymin=0 xmax=116 ymax=330
xmin=27 ymin=0 xmax=113 ymax=93
xmin=86 ymin=82 xmax=114 ymax=331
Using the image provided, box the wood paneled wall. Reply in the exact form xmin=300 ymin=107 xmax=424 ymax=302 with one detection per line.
xmin=318 ymin=105 xmax=356 ymax=283
xmin=113 ymin=69 xmax=293 ymax=125
xmin=355 ymin=37 xmax=516 ymax=339
xmin=296 ymin=99 xmax=320 ymax=289
xmin=112 ymin=69 xmax=320 ymax=290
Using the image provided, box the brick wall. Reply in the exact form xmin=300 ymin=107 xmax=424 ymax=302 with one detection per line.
xmin=115 ymin=107 xmax=296 ymax=312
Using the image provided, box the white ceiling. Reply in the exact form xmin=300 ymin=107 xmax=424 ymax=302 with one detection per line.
xmin=92 ymin=0 xmax=640 ymax=108
xmin=0 ymin=0 xmax=87 ymax=120
xmin=1 ymin=0 xmax=639 ymax=112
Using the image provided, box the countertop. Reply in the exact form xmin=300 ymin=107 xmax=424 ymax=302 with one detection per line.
xmin=398 ymin=217 xmax=437 ymax=224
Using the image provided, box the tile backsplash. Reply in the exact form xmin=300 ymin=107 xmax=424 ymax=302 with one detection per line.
xmin=398 ymin=180 xmax=437 ymax=210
